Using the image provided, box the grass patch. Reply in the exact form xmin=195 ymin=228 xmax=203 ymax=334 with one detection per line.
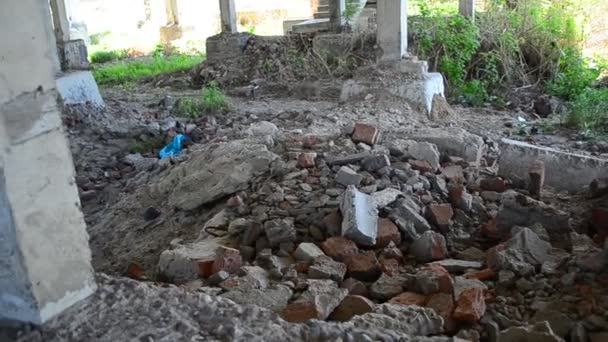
xmin=567 ymin=87 xmax=608 ymax=136
xmin=176 ymin=82 xmax=229 ymax=119
xmin=93 ymin=54 xmax=204 ymax=86
xmin=90 ymin=50 xmax=128 ymax=64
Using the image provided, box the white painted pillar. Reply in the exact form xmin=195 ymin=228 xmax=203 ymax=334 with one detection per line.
xmin=165 ymin=0 xmax=180 ymax=25
xmin=219 ymin=0 xmax=237 ymax=33
xmin=1 ymin=0 xmax=96 ymax=324
xmin=49 ymin=0 xmax=71 ymax=44
xmin=459 ymin=0 xmax=476 ymax=21
xmin=377 ymin=0 xmax=408 ymax=61
xmin=332 ymin=0 xmax=346 ymax=30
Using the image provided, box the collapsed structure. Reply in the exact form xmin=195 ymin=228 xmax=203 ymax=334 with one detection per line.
xmin=1 ymin=0 xmax=608 ymax=342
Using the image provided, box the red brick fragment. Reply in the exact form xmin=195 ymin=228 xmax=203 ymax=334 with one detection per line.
xmin=351 ymin=123 xmax=379 ymax=145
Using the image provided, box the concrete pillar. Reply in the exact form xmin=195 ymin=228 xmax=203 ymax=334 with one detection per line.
xmin=219 ymin=0 xmax=238 ymax=33
xmin=459 ymin=0 xmax=476 ymax=21
xmin=331 ymin=0 xmax=346 ymax=30
xmin=377 ymin=0 xmax=408 ymax=61
xmin=165 ymin=0 xmax=180 ymax=25
xmin=0 ymin=0 xmax=96 ymax=325
xmin=49 ymin=0 xmax=70 ymax=44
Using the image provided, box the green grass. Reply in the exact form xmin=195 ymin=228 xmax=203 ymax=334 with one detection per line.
xmin=176 ymin=82 xmax=229 ymax=119
xmin=567 ymin=87 xmax=608 ymax=136
xmin=92 ymin=54 xmax=204 ymax=86
xmin=90 ymin=50 xmax=128 ymax=64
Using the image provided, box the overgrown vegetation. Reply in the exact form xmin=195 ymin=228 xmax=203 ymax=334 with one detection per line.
xmin=90 ymin=49 xmax=128 ymax=64
xmin=93 ymin=54 xmax=204 ymax=85
xmin=410 ymin=0 xmax=608 ymax=135
xmin=176 ymin=82 xmax=229 ymax=119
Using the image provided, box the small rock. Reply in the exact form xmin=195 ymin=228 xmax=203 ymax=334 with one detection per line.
xmin=309 ymin=255 xmax=347 ymax=282
xmin=341 ymin=278 xmax=369 ymax=297
xmin=415 ymin=264 xmax=454 ymax=294
xmin=410 ymin=231 xmax=448 ymax=263
xmin=426 ymin=292 xmax=456 ymax=332
xmin=431 ymin=259 xmax=483 ymax=273
xmin=297 ymin=152 xmax=317 ymax=168
xmin=143 ymin=207 xmax=161 ymax=221
xmin=449 ymin=185 xmax=473 ymax=211
xmin=370 ymin=273 xmax=407 ymax=301
xmin=320 ymin=236 xmax=359 ymax=262
xmin=293 ymin=242 xmax=325 ymax=262
xmin=340 ymin=185 xmax=378 ymax=246
xmin=347 ymin=251 xmax=382 ymax=282
xmin=427 ymin=204 xmax=454 ymax=233
xmin=487 ymin=227 xmax=553 ymax=276
xmin=329 ymin=295 xmax=375 ymax=321
xmin=264 ymin=218 xmax=296 ymax=247
xmin=408 ymin=142 xmax=441 ymax=171
xmin=212 ymin=246 xmax=242 ymax=275
xmin=336 ymin=166 xmax=363 ymax=186
xmin=480 ymin=177 xmax=508 ymax=192
xmin=374 ymin=218 xmax=402 ymax=248
xmin=499 ymin=321 xmax=563 ymax=342
xmin=410 ymin=160 xmax=434 ymax=173
xmin=442 ymin=165 xmax=465 ymax=183
xmin=389 ymin=292 xmax=428 ymax=306
xmin=351 ymin=122 xmax=379 ymax=146
xmin=453 ymin=287 xmax=486 ymax=322
xmin=361 ymin=154 xmax=391 ymax=172
xmin=371 ymin=188 xmax=403 ymax=208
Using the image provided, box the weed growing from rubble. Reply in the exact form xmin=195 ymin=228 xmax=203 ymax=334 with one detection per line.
xmin=93 ymin=54 xmax=203 ymax=85
xmin=176 ymin=82 xmax=229 ymax=119
xmin=90 ymin=50 xmax=128 ymax=64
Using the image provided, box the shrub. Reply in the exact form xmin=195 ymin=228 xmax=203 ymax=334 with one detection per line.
xmin=176 ymin=82 xmax=229 ymax=119
xmin=567 ymin=87 xmax=608 ymax=135
xmin=90 ymin=50 xmax=127 ymax=64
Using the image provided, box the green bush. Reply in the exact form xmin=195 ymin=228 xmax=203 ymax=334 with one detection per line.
xmin=90 ymin=50 xmax=127 ymax=64
xmin=176 ymin=82 xmax=229 ymax=119
xmin=547 ymin=49 xmax=603 ymax=100
xmin=567 ymin=88 xmax=608 ymax=135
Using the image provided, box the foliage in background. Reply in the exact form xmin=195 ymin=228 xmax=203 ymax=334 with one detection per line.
xmin=93 ymin=54 xmax=204 ymax=85
xmin=90 ymin=49 xmax=128 ymax=64
xmin=176 ymin=82 xmax=229 ymax=119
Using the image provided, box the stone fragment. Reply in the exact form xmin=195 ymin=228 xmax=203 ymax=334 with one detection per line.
xmin=309 ymin=255 xmax=347 ymax=282
xmin=427 ymin=204 xmax=454 ymax=233
xmin=375 ymin=218 xmax=402 ymax=248
xmin=347 ymin=251 xmax=382 ymax=282
xmin=221 ymin=283 xmax=292 ymax=312
xmin=453 ymin=287 xmax=486 ymax=322
xmin=531 ymin=309 xmax=573 ymax=338
xmin=529 ymin=160 xmax=545 ymax=199
xmin=389 ymin=292 xmax=428 ymax=306
xmin=499 ymin=321 xmax=563 ymax=342
xmin=351 ymin=123 xmax=379 ymax=146
xmin=426 ymin=293 xmax=456 ymax=332
xmin=336 ymin=166 xmax=363 ymax=187
xmin=448 ymin=185 xmax=473 ymax=211
xmin=442 ymin=165 xmax=465 ymax=183
xmin=323 ymin=210 xmax=342 ymax=237
xmin=341 ymin=278 xmax=369 ymax=297
xmin=297 ymin=152 xmax=317 ymax=168
xmin=264 ymin=218 xmax=297 ymax=247
xmin=410 ymin=160 xmax=434 ymax=173
xmin=410 ymin=231 xmax=448 ymax=263
xmin=453 ymin=276 xmax=487 ymax=299
xmin=380 ymin=241 xmax=404 ymax=262
xmin=380 ymin=257 xmax=400 ymax=276
xmin=415 ymin=264 xmax=454 ymax=295
xmin=496 ymin=191 xmax=570 ymax=237
xmin=293 ymin=242 xmax=325 ymax=262
xmin=326 ymin=152 xmax=372 ymax=166
xmin=158 ymin=237 xmax=230 ymax=284
xmin=371 ymin=188 xmax=402 ymax=208
xmin=340 ymin=185 xmax=378 ymax=246
xmin=362 ymin=154 xmax=391 ymax=172
xmin=329 ymin=295 xmax=375 ymax=321
xmin=207 ymin=270 xmax=229 ymax=286
xmin=409 ymin=127 xmax=485 ymax=164
xmin=212 ymin=246 xmax=242 ymax=275
xmin=408 ymin=142 xmax=441 ymax=171
xmin=480 ymin=177 xmax=508 ymax=192
xmin=392 ymin=199 xmax=432 ymax=233
xmin=487 ymin=227 xmax=553 ymax=276
xmin=320 ymin=237 xmax=358 ymax=262
xmin=590 ymin=177 xmax=608 ymax=198
xmin=431 ymin=259 xmax=483 ymax=273
xmin=370 ymin=273 xmax=407 ymax=301
xmin=350 ymin=304 xmax=444 ymax=336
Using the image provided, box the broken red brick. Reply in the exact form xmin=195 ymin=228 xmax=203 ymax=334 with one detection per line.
xmin=375 ymin=218 xmax=402 ymax=248
xmin=226 ymin=194 xmax=244 ymax=208
xmin=442 ymin=165 xmax=465 ymax=184
xmin=322 ymin=210 xmax=342 ymax=236
xmin=294 ymin=261 xmax=311 ymax=273
xmin=126 ymin=262 xmax=147 ymax=280
xmin=421 ymin=264 xmax=454 ymax=294
xmin=389 ymin=292 xmax=428 ymax=306
xmin=380 ymin=258 xmax=400 ymax=276
xmin=197 ymin=259 xmax=215 ymax=278
xmin=591 ymin=207 xmax=608 ymax=236
xmin=341 ymin=278 xmax=369 ymax=297
xmin=380 ymin=241 xmax=404 ymax=263
xmin=346 ymin=251 xmax=382 ymax=282
xmin=297 ymin=152 xmax=317 ymax=168
xmin=427 ymin=204 xmax=454 ymax=233
xmin=481 ymin=218 xmax=499 ymax=239
xmin=480 ymin=177 xmax=508 ymax=193
xmin=302 ymin=135 xmax=319 ymax=148
xmin=321 ymin=236 xmax=358 ymax=262
xmin=351 ymin=123 xmax=379 ymax=146
xmin=465 ymin=268 xmax=497 ymax=281
xmin=281 ymin=300 xmax=319 ymax=323
xmin=453 ymin=287 xmax=486 ymax=322
xmin=212 ymin=246 xmax=242 ymax=275
xmin=486 ymin=244 xmax=506 ymax=271
xmin=329 ymin=295 xmax=375 ymax=321
xmin=528 ymin=160 xmax=545 ymax=199
xmin=410 ymin=160 xmax=434 ymax=173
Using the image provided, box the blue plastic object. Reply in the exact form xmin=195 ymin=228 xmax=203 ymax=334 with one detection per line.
xmin=159 ymin=134 xmax=188 ymax=159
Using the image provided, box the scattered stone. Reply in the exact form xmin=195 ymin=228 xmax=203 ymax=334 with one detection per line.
xmin=362 ymin=154 xmax=391 ymax=172
xmin=143 ymin=207 xmax=161 ymax=221
xmin=321 ymin=237 xmax=359 ymax=262
xmin=309 ymin=255 xmax=347 ymax=282
xmin=410 ymin=231 xmax=448 ymax=263
xmin=351 ymin=123 xmax=379 ymax=146
xmin=158 ymin=237 xmax=230 ymax=284
xmin=392 ymin=199 xmax=432 ymax=233
xmin=426 ymin=293 xmax=456 ymax=332
xmin=409 ymin=127 xmax=485 ymax=164
xmin=322 ymin=210 xmax=342 ymax=237
xmin=442 ymin=165 xmax=465 ymax=184
xmin=448 ymin=185 xmax=473 ymax=211
xmin=212 ymin=246 xmax=242 ymax=275
xmin=408 ymin=142 xmax=441 ymax=171
xmin=327 ymin=152 xmax=372 ymax=166
xmin=370 ymin=273 xmax=406 ymax=301
xmin=529 ymin=160 xmax=545 ymax=199
xmin=481 ymin=191 xmax=501 ymax=202
xmin=480 ymin=177 xmax=508 ymax=192
xmin=389 ymin=292 xmax=428 ymax=306
xmin=340 ymin=185 xmax=378 ymax=246
xmin=347 ymin=251 xmax=382 ymax=282
xmin=336 ymin=166 xmax=363 ymax=186
xmin=375 ymin=218 xmax=402 ymax=248
xmin=415 ymin=264 xmax=454 ymax=294
xmin=410 ymin=160 xmax=434 ymax=173
xmin=264 ymin=218 xmax=297 ymax=248
xmin=427 ymin=204 xmax=454 ymax=233
xmin=432 ymin=259 xmax=484 ymax=273
xmin=293 ymin=242 xmax=325 ymax=262
xmin=496 ymin=191 xmax=570 ymax=237
xmin=297 ymin=152 xmax=317 ymax=168
xmin=499 ymin=321 xmax=563 ymax=342
xmin=453 ymin=287 xmax=486 ymax=322
xmin=341 ymin=278 xmax=369 ymax=297
xmin=371 ymin=188 xmax=403 ymax=208
xmin=531 ymin=310 xmax=573 ymax=338
xmin=222 ymin=284 xmax=292 ymax=313
xmin=207 ymin=270 xmax=230 ymax=286
xmin=281 ymin=279 xmax=348 ymax=322
xmin=453 ymin=276 xmax=487 ymax=299
xmin=350 ymin=304 xmax=444 ymax=336
xmin=590 ymin=177 xmax=608 ymax=198
xmin=487 ymin=227 xmax=553 ymax=276
xmin=455 ymin=247 xmax=486 ymax=262
xmin=329 ymin=295 xmax=375 ymax=322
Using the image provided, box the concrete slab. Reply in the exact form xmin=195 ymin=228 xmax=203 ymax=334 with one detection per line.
xmin=498 ymin=139 xmax=608 ymax=193
xmin=56 ymin=71 xmax=104 ymax=108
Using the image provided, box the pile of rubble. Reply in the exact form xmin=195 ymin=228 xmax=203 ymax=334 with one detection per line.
xmin=111 ymin=119 xmax=608 ymax=341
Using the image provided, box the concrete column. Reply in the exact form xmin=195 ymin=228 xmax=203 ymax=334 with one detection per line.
xmin=377 ymin=0 xmax=408 ymax=61
xmin=49 ymin=0 xmax=70 ymax=44
xmin=219 ymin=0 xmax=238 ymax=33
xmin=331 ymin=0 xmax=346 ymax=30
xmin=0 ymin=0 xmax=96 ymax=325
xmin=165 ymin=0 xmax=180 ymax=25
xmin=459 ymin=0 xmax=476 ymax=21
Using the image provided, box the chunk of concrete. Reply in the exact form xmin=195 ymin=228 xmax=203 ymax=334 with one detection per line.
xmin=294 ymin=242 xmax=325 ymax=262
xmin=221 ymin=284 xmax=293 ymax=313
xmin=350 ymin=304 xmax=444 ymax=336
xmin=487 ymin=228 xmax=553 ymax=276
xmin=409 ymin=128 xmax=485 ymax=164
xmin=340 ymin=185 xmax=378 ymax=246
xmin=56 ymin=71 xmax=104 ymax=107
xmin=410 ymin=231 xmax=448 ymax=263
xmin=336 ymin=166 xmax=363 ymax=186
xmin=498 ymin=138 xmax=608 ymax=193
xmin=371 ymin=188 xmax=403 ymax=208
xmin=499 ymin=321 xmax=564 ymax=342
xmin=392 ymin=199 xmax=432 ymax=233
xmin=408 ymin=142 xmax=441 ymax=171
xmin=496 ymin=191 xmax=570 ymax=237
